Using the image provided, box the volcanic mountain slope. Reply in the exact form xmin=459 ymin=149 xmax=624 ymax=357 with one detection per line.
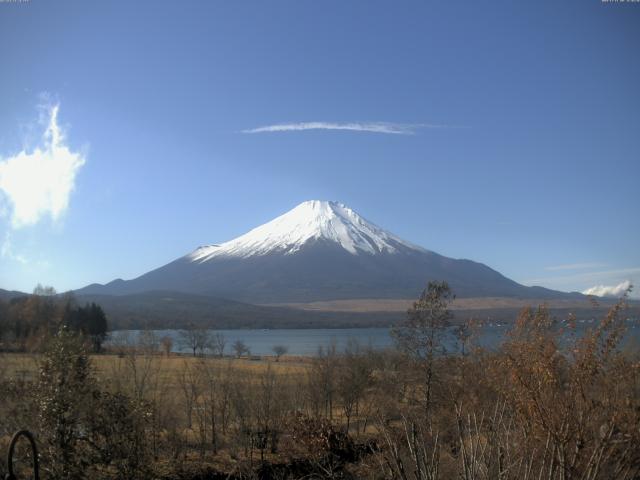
xmin=77 ymin=200 xmax=578 ymax=303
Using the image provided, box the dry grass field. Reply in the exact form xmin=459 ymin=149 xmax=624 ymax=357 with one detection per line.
xmin=264 ymin=296 xmax=626 ymax=312
xmin=0 ymin=351 xmax=312 ymax=385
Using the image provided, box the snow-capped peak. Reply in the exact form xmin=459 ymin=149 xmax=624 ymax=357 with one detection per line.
xmin=188 ymin=200 xmax=424 ymax=262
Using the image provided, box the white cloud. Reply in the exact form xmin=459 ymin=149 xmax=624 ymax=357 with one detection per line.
xmin=242 ymin=121 xmax=451 ymax=135
xmin=582 ymin=280 xmax=632 ymax=298
xmin=1 ymin=233 xmax=28 ymax=264
xmin=520 ymin=267 xmax=639 ymax=299
xmin=523 ymin=267 xmax=640 ymax=286
xmin=0 ymin=104 xmax=87 ymax=228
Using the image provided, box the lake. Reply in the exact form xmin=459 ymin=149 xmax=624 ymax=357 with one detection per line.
xmin=109 ymin=319 xmax=640 ymax=357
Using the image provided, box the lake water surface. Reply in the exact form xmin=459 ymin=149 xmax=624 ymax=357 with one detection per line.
xmin=110 ymin=320 xmax=640 ymax=357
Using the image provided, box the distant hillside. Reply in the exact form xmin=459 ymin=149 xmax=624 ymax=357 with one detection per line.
xmin=75 ymin=290 xmax=404 ymax=330
xmin=0 ymin=288 xmax=26 ymax=300
xmin=3 ymin=287 xmax=636 ymax=331
xmin=76 ymin=290 xmax=639 ymax=331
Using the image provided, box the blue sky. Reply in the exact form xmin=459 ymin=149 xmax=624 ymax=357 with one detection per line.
xmin=0 ymin=0 xmax=638 ymax=297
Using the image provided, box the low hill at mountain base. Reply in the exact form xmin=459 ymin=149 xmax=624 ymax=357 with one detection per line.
xmin=77 ymin=291 xmax=638 ymax=330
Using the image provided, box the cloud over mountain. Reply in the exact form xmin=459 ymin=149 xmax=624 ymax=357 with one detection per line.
xmin=582 ymin=280 xmax=632 ymax=298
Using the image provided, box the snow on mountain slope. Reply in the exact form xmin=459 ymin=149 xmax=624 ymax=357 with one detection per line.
xmin=189 ymin=200 xmax=426 ymax=262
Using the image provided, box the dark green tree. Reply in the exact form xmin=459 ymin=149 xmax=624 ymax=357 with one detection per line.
xmin=86 ymin=303 xmax=108 ymax=352
xmin=62 ymin=302 xmax=108 ymax=352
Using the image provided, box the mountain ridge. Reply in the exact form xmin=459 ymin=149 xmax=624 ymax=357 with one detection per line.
xmin=76 ymin=200 xmax=582 ymax=303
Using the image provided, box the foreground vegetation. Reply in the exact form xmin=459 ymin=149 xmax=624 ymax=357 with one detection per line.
xmin=0 ymin=284 xmax=639 ymax=479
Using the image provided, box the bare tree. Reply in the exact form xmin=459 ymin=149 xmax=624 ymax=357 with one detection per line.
xmin=336 ymin=340 xmax=373 ymax=432
xmin=124 ymin=336 xmax=162 ymax=403
xmin=218 ymin=361 xmax=234 ymax=435
xmin=308 ymin=341 xmax=338 ymax=419
xmin=160 ymin=335 xmax=173 ymax=356
xmin=272 ymin=344 xmax=288 ymax=361
xmin=110 ymin=330 xmax=132 ymax=356
xmin=391 ymin=281 xmax=453 ymax=417
xmin=255 ymin=365 xmax=286 ymax=456
xmin=177 ymin=360 xmax=201 ymax=430
xmin=179 ymin=326 xmax=212 ymax=357
xmin=212 ymin=332 xmax=226 ymax=357
xmin=200 ymin=360 xmax=224 ymax=453
xmin=232 ymin=339 xmax=249 ymax=358
xmin=137 ymin=329 xmax=158 ymax=354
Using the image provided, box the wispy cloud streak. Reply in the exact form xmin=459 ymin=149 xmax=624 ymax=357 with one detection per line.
xmin=545 ymin=262 xmax=608 ymax=271
xmin=1 ymin=233 xmax=27 ymax=264
xmin=242 ymin=121 xmax=452 ymax=135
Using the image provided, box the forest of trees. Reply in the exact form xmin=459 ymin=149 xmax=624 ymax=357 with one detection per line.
xmin=0 ymin=285 xmax=108 ymax=352
xmin=0 ymin=282 xmax=638 ymax=479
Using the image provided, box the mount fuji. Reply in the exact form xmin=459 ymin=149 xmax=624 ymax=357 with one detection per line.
xmin=77 ymin=200 xmax=573 ymax=303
